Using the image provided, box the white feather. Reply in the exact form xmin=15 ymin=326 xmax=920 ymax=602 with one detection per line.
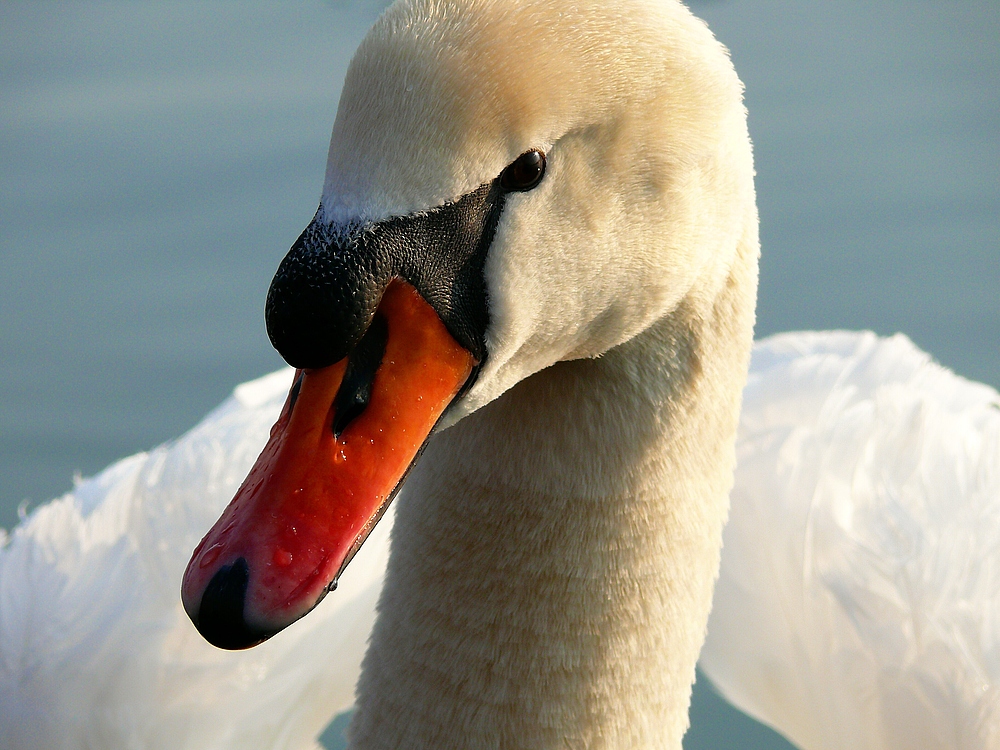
xmin=0 ymin=368 xmax=391 ymax=750
xmin=702 ymin=331 xmax=1000 ymax=750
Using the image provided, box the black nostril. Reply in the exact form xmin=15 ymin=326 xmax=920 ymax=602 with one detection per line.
xmin=287 ymin=373 xmax=303 ymax=414
xmin=332 ymin=312 xmax=389 ymax=438
xmin=194 ymin=558 xmax=268 ymax=650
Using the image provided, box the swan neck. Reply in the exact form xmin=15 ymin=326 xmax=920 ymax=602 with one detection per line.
xmin=349 ymin=241 xmax=757 ymax=749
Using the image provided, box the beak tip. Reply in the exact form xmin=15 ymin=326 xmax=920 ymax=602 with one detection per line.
xmin=187 ymin=557 xmax=272 ymax=651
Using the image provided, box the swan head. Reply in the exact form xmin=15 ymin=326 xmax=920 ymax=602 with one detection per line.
xmin=182 ymin=0 xmax=755 ymax=649
xmin=322 ymin=0 xmax=754 ymax=421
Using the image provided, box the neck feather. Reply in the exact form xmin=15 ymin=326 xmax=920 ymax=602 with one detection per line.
xmin=348 ymin=240 xmax=757 ymax=749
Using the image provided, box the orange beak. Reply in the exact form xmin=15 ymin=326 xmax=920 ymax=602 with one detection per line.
xmin=181 ymin=280 xmax=476 ymax=649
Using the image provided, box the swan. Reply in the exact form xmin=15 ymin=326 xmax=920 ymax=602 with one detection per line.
xmin=1 ymin=1 xmax=996 ymax=749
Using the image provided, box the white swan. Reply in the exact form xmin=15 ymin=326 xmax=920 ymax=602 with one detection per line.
xmin=1 ymin=1 xmax=997 ymax=749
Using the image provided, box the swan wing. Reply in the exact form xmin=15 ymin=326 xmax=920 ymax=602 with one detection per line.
xmin=702 ymin=331 xmax=1000 ymax=750
xmin=0 ymin=368 xmax=392 ymax=750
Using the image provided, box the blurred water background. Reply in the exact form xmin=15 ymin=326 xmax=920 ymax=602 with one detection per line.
xmin=1 ymin=1 xmax=997 ymax=748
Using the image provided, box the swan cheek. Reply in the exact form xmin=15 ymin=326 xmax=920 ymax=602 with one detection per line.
xmin=181 ymin=281 xmax=475 ymax=650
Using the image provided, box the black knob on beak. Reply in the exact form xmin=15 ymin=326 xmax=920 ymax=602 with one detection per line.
xmin=266 ymin=180 xmax=507 ymax=372
xmin=265 ymin=221 xmax=389 ymax=370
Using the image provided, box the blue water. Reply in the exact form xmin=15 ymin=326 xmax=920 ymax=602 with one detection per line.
xmin=2 ymin=1 xmax=997 ymax=748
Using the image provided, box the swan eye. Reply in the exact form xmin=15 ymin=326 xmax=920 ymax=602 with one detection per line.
xmin=500 ymin=149 xmax=546 ymax=192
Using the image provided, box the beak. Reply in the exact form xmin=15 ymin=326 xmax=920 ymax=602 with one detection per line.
xmin=181 ymin=279 xmax=476 ymax=649
xmin=182 ymin=176 xmax=505 ymax=649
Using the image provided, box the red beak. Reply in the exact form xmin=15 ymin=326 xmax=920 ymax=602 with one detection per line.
xmin=181 ymin=280 xmax=476 ymax=649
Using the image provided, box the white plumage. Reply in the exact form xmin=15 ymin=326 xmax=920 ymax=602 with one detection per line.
xmin=2 ymin=333 xmax=997 ymax=748
xmin=0 ymin=369 xmax=392 ymax=750
xmin=702 ymin=331 xmax=1000 ymax=750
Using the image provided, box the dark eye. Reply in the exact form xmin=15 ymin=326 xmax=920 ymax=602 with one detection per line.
xmin=500 ymin=149 xmax=546 ymax=192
